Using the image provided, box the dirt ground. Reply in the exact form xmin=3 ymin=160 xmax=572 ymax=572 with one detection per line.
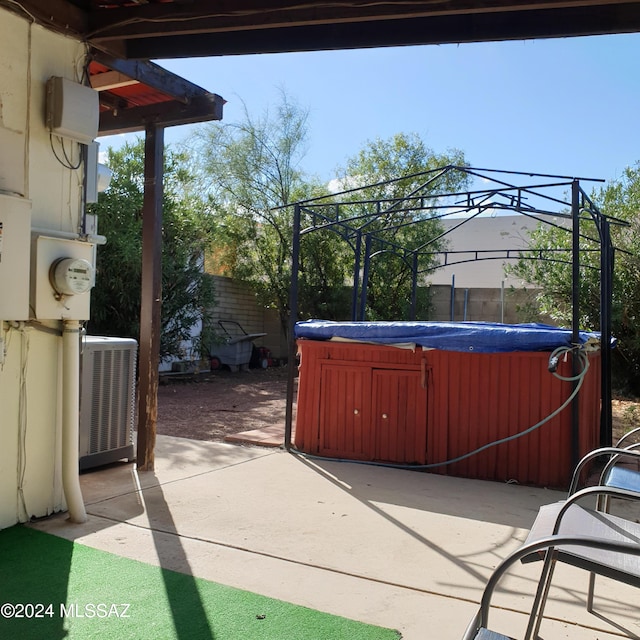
xmin=157 ymin=365 xmax=293 ymax=442
xmin=612 ymin=396 xmax=640 ymax=443
xmin=157 ymin=365 xmax=640 ymax=445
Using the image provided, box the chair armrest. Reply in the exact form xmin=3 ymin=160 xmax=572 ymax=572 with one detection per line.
xmin=616 ymin=425 xmax=640 ymax=448
xmin=554 ymin=485 xmax=640 ymax=534
xmin=569 ymin=447 xmax=640 ymax=494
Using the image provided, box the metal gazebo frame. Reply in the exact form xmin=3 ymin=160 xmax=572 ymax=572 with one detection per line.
xmin=282 ymin=166 xmax=628 ymax=467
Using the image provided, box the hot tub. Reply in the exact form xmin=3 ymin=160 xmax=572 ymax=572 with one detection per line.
xmin=294 ymin=320 xmax=603 ymax=488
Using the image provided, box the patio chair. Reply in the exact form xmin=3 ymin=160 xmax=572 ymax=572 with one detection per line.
xmin=521 ymin=484 xmax=640 ymax=639
xmin=461 ymin=535 xmax=640 ymax=640
xmin=465 ymin=443 xmax=640 ymax=640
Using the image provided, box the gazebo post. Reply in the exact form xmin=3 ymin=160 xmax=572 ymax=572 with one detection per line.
xmin=570 ymin=179 xmax=581 ymax=470
xmin=600 ymin=217 xmax=613 ymax=446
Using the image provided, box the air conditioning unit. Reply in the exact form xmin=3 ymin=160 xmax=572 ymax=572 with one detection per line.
xmin=79 ymin=336 xmax=137 ymax=470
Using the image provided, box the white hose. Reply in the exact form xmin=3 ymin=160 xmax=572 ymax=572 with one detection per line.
xmin=62 ymin=320 xmax=87 ymax=523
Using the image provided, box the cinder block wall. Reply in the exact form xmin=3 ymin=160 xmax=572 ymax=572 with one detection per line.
xmin=209 ymin=277 xmax=545 ymax=361
xmin=209 ymin=276 xmax=286 ymax=359
xmin=428 ymin=285 xmax=545 ymax=323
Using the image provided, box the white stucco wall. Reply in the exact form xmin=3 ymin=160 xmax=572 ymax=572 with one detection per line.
xmin=0 ymin=10 xmax=89 ymax=528
xmin=428 ymin=214 xmax=541 ymax=288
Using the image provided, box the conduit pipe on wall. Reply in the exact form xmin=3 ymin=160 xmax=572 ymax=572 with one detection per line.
xmin=31 ymin=227 xmax=107 ymax=245
xmin=62 ymin=320 xmax=87 ymax=523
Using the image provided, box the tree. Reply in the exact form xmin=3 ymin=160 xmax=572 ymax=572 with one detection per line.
xmin=508 ymin=162 xmax=640 ymax=392
xmin=191 ymin=98 xmax=469 ymax=328
xmin=88 ymin=140 xmax=217 ymax=361
xmin=189 ymin=93 xmax=351 ymax=335
xmin=332 ymin=133 xmax=469 ymax=320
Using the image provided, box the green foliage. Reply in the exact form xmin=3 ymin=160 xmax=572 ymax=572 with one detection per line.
xmin=297 ymin=224 xmax=354 ymax=320
xmin=189 ymin=94 xmax=352 ymax=334
xmin=333 ymin=134 xmax=469 ymax=320
xmin=88 ymin=140 xmax=217 ymax=361
xmin=623 ymin=403 xmax=640 ymax=431
xmin=508 ymin=162 xmax=640 ymax=392
xmin=337 ymin=133 xmax=467 ymax=194
xmin=599 ymin=167 xmax=640 ymax=392
xmin=190 ymin=97 xmax=468 ymax=328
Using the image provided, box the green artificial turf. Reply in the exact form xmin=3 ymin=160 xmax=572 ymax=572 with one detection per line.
xmin=0 ymin=526 xmax=401 ymax=640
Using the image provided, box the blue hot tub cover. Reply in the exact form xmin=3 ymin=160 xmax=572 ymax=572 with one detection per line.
xmin=294 ymin=320 xmax=605 ymax=353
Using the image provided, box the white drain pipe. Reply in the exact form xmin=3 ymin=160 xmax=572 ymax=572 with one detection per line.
xmin=62 ymin=320 xmax=87 ymax=523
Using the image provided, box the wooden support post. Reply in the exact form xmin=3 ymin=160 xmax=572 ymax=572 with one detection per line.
xmin=136 ymin=123 xmax=164 ymax=471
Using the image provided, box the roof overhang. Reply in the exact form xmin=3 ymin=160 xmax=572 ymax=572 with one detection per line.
xmin=89 ymin=52 xmax=225 ymax=135
xmin=12 ymin=1 xmax=640 ymax=61
xmin=8 ymin=1 xmax=640 ymax=147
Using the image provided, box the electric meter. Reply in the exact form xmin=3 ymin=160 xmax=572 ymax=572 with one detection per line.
xmin=50 ymin=257 xmax=94 ymax=296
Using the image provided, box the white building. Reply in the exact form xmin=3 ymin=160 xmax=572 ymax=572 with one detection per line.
xmin=428 ymin=214 xmax=544 ymax=289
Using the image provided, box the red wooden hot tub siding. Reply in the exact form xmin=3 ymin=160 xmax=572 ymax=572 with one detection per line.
xmin=294 ymin=340 xmax=601 ymax=488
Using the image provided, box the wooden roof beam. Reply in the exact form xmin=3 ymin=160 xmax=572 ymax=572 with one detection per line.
xmin=91 ymin=51 xmax=214 ymax=103
xmin=117 ymin=4 xmax=640 ymax=59
xmin=86 ymin=0 xmax=640 ymax=42
xmin=98 ymin=92 xmax=225 ymax=135
xmin=90 ymin=70 xmax=139 ymax=92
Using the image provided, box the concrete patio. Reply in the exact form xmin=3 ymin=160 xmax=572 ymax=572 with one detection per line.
xmin=32 ymin=435 xmax=639 ymax=639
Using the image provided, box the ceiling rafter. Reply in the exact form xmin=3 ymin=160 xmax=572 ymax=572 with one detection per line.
xmin=11 ymin=0 xmax=640 ymax=60
xmin=122 ymin=4 xmax=640 ymax=59
xmin=90 ymin=70 xmax=139 ymax=91
xmin=91 ymin=51 xmax=216 ymax=102
xmin=85 ymin=0 xmax=640 ymax=44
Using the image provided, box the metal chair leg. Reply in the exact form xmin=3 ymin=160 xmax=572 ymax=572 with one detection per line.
xmin=587 ymin=571 xmax=596 ymax=613
xmin=524 ymin=550 xmax=557 ymax=640
xmin=597 ymin=493 xmax=611 ymax=513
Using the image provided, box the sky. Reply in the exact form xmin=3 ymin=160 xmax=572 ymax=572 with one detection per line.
xmin=98 ymin=33 xmax=640 ymax=188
